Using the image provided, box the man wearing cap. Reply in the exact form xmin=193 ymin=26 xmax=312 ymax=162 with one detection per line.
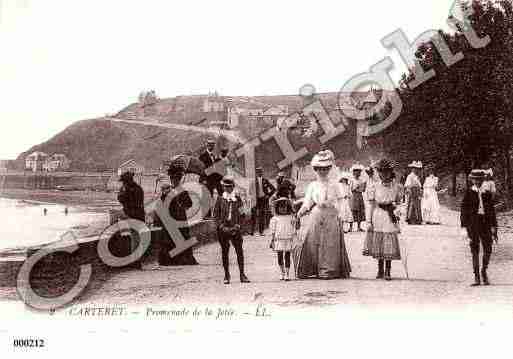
xmin=213 ymin=176 xmax=250 ymax=284
xmin=199 ymin=139 xmax=224 ymax=199
xmin=461 ymin=169 xmax=498 ymax=286
xmin=248 ymin=167 xmax=276 ymax=236
xmin=117 ymin=171 xmax=146 ymax=269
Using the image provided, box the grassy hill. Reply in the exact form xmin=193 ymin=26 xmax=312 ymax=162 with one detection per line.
xmin=16 ymin=92 xmax=388 ymax=175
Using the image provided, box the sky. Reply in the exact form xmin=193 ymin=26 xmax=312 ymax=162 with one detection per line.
xmin=0 ymin=0 xmax=460 ymax=159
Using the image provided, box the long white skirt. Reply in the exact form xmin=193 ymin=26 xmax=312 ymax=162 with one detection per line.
xmin=422 ymin=189 xmax=441 ymax=224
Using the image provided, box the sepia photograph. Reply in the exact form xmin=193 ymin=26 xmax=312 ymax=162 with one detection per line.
xmin=1 ymin=0 xmax=512 ymax=356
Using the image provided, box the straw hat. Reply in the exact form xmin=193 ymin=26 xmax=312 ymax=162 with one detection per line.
xmin=468 ymin=169 xmax=486 ymax=179
xmin=221 ymin=175 xmax=235 ymax=186
xmin=311 ymin=150 xmax=335 ymax=167
xmin=375 ymin=158 xmax=395 ymax=172
xmin=408 ymin=161 xmax=423 ymax=169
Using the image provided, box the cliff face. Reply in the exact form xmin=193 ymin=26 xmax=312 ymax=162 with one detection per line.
xmin=16 ymin=92 xmax=385 ymax=174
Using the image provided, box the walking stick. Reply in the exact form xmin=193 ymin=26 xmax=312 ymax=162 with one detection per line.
xmin=400 ymin=236 xmax=409 ymax=279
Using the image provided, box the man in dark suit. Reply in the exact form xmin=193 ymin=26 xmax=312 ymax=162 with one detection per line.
xmin=199 ymin=139 xmax=224 ymax=197
xmin=213 ymin=176 xmax=250 ymax=284
xmin=117 ymin=171 xmax=146 ymax=269
xmin=248 ymin=167 xmax=276 ymax=236
xmin=461 ymin=169 xmax=498 ymax=286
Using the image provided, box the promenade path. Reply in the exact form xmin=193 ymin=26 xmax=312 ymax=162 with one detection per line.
xmin=79 ymin=206 xmax=513 ymax=318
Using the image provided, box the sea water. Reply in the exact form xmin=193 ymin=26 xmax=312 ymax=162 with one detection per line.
xmin=0 ymin=198 xmax=106 ymax=252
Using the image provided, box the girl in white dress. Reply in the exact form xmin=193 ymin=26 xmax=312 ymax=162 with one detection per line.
xmin=269 ymin=197 xmax=296 ymax=281
xmin=338 ymin=172 xmax=353 ymax=233
xmin=422 ymin=172 xmax=441 ymax=224
xmin=364 ymin=158 xmax=402 ymax=281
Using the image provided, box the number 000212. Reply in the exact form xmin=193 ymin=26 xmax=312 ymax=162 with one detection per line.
xmin=13 ymin=339 xmax=45 ymax=348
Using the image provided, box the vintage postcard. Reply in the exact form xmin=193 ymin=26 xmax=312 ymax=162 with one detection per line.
xmin=1 ymin=0 xmax=512 ymax=356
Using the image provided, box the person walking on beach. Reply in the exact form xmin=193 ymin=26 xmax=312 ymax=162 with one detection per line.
xmin=461 ymin=169 xmax=498 ymax=286
xmin=269 ymin=197 xmax=296 ymax=281
xmin=43 ymin=208 xmax=48 ymax=216
xmin=405 ymin=161 xmax=423 ymax=225
xmin=213 ymin=175 xmax=250 ymax=284
xmin=350 ymin=164 xmax=366 ymax=232
xmin=363 ymin=159 xmax=402 ymax=281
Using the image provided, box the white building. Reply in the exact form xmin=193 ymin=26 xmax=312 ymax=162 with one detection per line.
xmin=25 ymin=152 xmax=49 ymax=172
xmin=118 ymin=159 xmax=145 ymax=176
xmin=43 ymin=154 xmax=71 ymax=172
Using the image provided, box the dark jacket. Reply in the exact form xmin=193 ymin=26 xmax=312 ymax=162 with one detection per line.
xmin=199 ymin=151 xmax=223 ymax=188
xmin=154 ymin=190 xmax=193 ymax=239
xmin=213 ymin=195 xmax=244 ymax=230
xmin=118 ymin=181 xmax=145 ymax=221
xmin=460 ymin=188 xmax=497 ymax=229
xmin=249 ymin=177 xmax=276 ymax=201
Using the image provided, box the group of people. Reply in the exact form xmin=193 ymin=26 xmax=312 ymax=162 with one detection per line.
xmin=199 ymin=138 xmax=296 ymax=237
xmin=116 ymin=140 xmax=500 ymax=287
xmin=403 ymin=161 xmax=442 ymax=225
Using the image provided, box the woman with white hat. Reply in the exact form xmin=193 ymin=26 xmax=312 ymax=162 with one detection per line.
xmin=295 ymin=150 xmax=351 ymax=279
xmin=405 ymin=161 xmax=423 ymax=225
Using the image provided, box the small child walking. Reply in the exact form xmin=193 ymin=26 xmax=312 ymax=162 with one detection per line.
xmin=269 ymin=197 xmax=296 ymax=281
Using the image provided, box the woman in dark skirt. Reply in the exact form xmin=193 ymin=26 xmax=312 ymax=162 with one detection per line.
xmin=350 ymin=164 xmax=366 ymax=232
xmin=154 ymin=163 xmax=197 ymax=266
xmin=405 ymin=161 xmax=423 ymax=225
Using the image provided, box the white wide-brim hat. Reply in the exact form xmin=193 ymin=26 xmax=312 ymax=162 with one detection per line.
xmin=408 ymin=161 xmax=423 ymax=169
xmin=311 ymin=150 xmax=335 ymax=168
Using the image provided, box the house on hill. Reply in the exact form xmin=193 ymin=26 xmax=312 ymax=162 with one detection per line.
xmin=25 ymin=152 xmax=49 ymax=172
xmin=43 ymin=154 xmax=71 ymax=172
xmin=117 ymin=159 xmax=145 ymax=176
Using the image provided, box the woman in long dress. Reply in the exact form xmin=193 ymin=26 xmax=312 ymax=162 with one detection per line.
xmin=337 ymin=172 xmax=353 ymax=233
xmin=350 ymin=164 xmax=367 ymax=232
xmin=422 ymin=172 xmax=441 ymax=224
xmin=405 ymin=161 xmax=423 ymax=225
xmin=364 ymin=158 xmax=402 ymax=280
xmin=294 ymin=150 xmax=351 ymax=279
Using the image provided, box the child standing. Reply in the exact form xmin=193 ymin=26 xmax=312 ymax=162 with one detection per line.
xmin=269 ymin=197 xmax=296 ymax=281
